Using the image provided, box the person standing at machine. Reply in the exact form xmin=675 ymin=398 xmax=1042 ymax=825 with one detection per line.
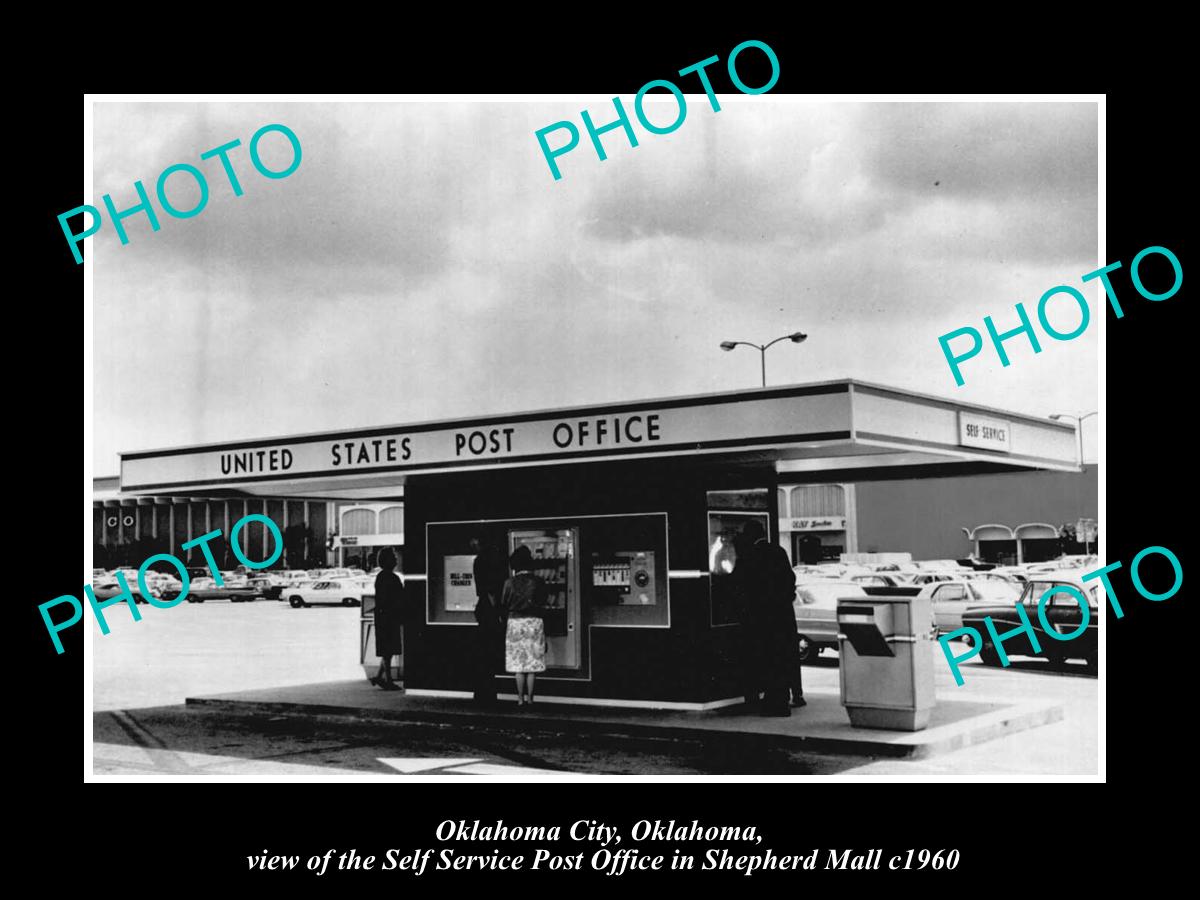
xmin=500 ymin=545 xmax=549 ymax=706
xmin=471 ymin=538 xmax=508 ymax=705
xmin=735 ymin=520 xmax=802 ymax=716
xmin=370 ymin=547 xmax=404 ymax=691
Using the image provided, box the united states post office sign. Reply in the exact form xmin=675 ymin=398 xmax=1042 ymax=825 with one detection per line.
xmin=119 ymin=389 xmax=852 ymax=490
xmin=957 ymin=412 xmax=1011 ymax=453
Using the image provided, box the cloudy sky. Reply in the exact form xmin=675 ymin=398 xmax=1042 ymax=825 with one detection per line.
xmin=91 ymin=99 xmax=1099 ymax=474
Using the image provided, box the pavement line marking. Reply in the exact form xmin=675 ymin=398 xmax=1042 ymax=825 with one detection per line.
xmin=191 ymin=754 xmax=386 ymax=777
xmin=94 ymin=742 xmax=160 ymax=771
xmin=443 ymin=763 xmax=583 ymax=776
xmin=107 ymin=712 xmax=194 ymax=774
xmin=377 ymin=758 xmax=483 ymax=773
xmin=93 ymin=742 xmax=390 ymax=778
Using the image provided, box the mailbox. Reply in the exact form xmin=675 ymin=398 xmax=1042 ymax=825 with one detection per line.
xmin=837 ymin=594 xmax=934 ymax=731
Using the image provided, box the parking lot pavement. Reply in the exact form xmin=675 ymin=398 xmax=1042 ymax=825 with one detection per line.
xmin=92 ymin=705 xmax=832 ymax=776
xmin=92 ymin=707 xmax=587 ymax=777
xmin=91 ymin=602 xmax=1098 ymax=776
xmin=799 ymin=648 xmax=1098 ymax=776
xmin=93 ymin=598 xmax=364 ymax=712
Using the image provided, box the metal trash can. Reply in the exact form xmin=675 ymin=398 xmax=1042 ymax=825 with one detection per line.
xmin=837 ymin=594 xmax=934 ymax=731
xmin=360 ymin=591 xmax=403 ymax=683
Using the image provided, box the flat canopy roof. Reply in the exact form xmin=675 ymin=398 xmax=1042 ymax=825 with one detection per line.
xmin=118 ymin=379 xmax=1079 ymax=500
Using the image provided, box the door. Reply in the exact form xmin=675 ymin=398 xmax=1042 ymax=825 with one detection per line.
xmin=931 ymin=582 xmax=969 ymax=632
xmin=509 ymin=527 xmax=581 ymax=670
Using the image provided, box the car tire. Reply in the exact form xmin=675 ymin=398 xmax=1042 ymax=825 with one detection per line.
xmin=289 ymin=596 xmax=306 ymax=608
xmin=979 ymin=644 xmax=1001 ymax=666
xmin=797 ymin=635 xmax=816 ymax=664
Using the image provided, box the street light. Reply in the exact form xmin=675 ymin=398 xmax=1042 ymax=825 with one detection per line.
xmin=719 ymin=332 xmax=808 ymax=387
xmin=1050 ymin=411 xmax=1099 ymax=467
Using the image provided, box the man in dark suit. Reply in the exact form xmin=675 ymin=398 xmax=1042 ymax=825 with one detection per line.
xmin=471 ymin=539 xmax=507 ymax=704
xmin=735 ymin=520 xmax=803 ymax=716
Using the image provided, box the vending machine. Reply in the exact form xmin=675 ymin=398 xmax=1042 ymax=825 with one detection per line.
xmin=508 ymin=528 xmax=581 ymax=670
xmin=588 ymin=550 xmax=658 ymax=606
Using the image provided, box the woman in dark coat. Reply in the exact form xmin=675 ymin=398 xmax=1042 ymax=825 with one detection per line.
xmin=735 ymin=521 xmax=801 ymax=716
xmin=370 ymin=547 xmax=404 ymax=691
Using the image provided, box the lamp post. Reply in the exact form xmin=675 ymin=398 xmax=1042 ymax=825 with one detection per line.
xmin=719 ymin=332 xmax=808 ymax=387
xmin=1050 ymin=411 xmax=1098 ymax=467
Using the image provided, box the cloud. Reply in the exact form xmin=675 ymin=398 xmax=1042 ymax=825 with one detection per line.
xmin=92 ymin=100 xmax=1099 ymax=472
xmin=580 ymin=101 xmax=1097 ymax=264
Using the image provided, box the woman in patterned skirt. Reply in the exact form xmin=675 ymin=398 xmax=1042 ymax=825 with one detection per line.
xmin=500 ymin=545 xmax=548 ymax=706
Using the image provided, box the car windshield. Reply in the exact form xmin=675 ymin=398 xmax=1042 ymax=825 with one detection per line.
xmin=1023 ymin=579 xmax=1096 ymax=609
xmin=969 ymin=582 xmax=1021 ymax=602
xmin=796 ymin=583 xmax=866 ymax=607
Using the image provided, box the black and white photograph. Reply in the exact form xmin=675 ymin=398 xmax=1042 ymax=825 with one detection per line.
xmin=79 ymin=93 xmax=1106 ymax=781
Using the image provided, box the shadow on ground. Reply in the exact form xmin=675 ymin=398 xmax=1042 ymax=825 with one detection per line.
xmin=93 ymin=705 xmax=876 ymax=775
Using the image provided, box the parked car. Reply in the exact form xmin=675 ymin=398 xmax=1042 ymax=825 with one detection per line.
xmin=908 ymin=572 xmax=957 ymax=585
xmin=1023 ymin=563 xmax=1065 ymax=576
xmin=989 ymin=566 xmax=1029 ymax=583
xmin=851 ymin=573 xmax=905 ymax=587
xmin=286 ymin=580 xmax=365 ymax=608
xmin=245 ymin=572 xmax=286 ymax=600
xmin=975 ymin=571 xmax=1021 ymax=584
xmin=961 ymin=572 xmax=1098 ymax=670
xmin=280 ymin=570 xmax=312 ymax=587
xmin=792 ymin=565 xmax=843 ymax=582
xmin=90 ymin=574 xmax=158 ymax=605
xmin=145 ymin=571 xmax=184 ymax=599
xmin=921 ymin=579 xmax=1021 ymax=634
xmin=185 ymin=577 xmax=262 ymax=603
xmin=793 ymin=581 xmax=868 ymax=663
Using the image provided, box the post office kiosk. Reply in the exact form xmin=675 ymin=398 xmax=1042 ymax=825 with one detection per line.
xmin=117 ymin=380 xmax=1079 ymax=709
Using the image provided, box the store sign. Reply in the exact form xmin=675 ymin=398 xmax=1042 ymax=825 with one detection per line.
xmin=121 ymin=388 xmax=851 ymax=490
xmin=339 ymin=536 xmax=358 ymax=546
xmin=958 ymin=412 xmax=1011 ymax=452
xmin=780 ymin=516 xmax=846 ymax=532
xmin=443 ymin=555 xmax=477 ymax=612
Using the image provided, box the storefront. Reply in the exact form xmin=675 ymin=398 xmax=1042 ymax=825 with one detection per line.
xmin=777 ymin=483 xmax=855 ymax=562
xmin=91 ymin=476 xmax=334 ymax=570
xmin=116 ymin=379 xmax=1078 ymax=708
xmin=334 ymin=502 xmax=405 ymax=568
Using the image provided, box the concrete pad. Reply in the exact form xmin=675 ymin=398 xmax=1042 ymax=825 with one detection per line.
xmin=187 ymin=680 xmax=1063 ymax=759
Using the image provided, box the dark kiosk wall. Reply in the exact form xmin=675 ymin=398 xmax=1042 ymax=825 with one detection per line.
xmin=402 ymin=457 xmax=776 ymax=703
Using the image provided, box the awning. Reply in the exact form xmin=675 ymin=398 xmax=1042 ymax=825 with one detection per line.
xmin=116 ymin=379 xmax=1079 ymax=500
